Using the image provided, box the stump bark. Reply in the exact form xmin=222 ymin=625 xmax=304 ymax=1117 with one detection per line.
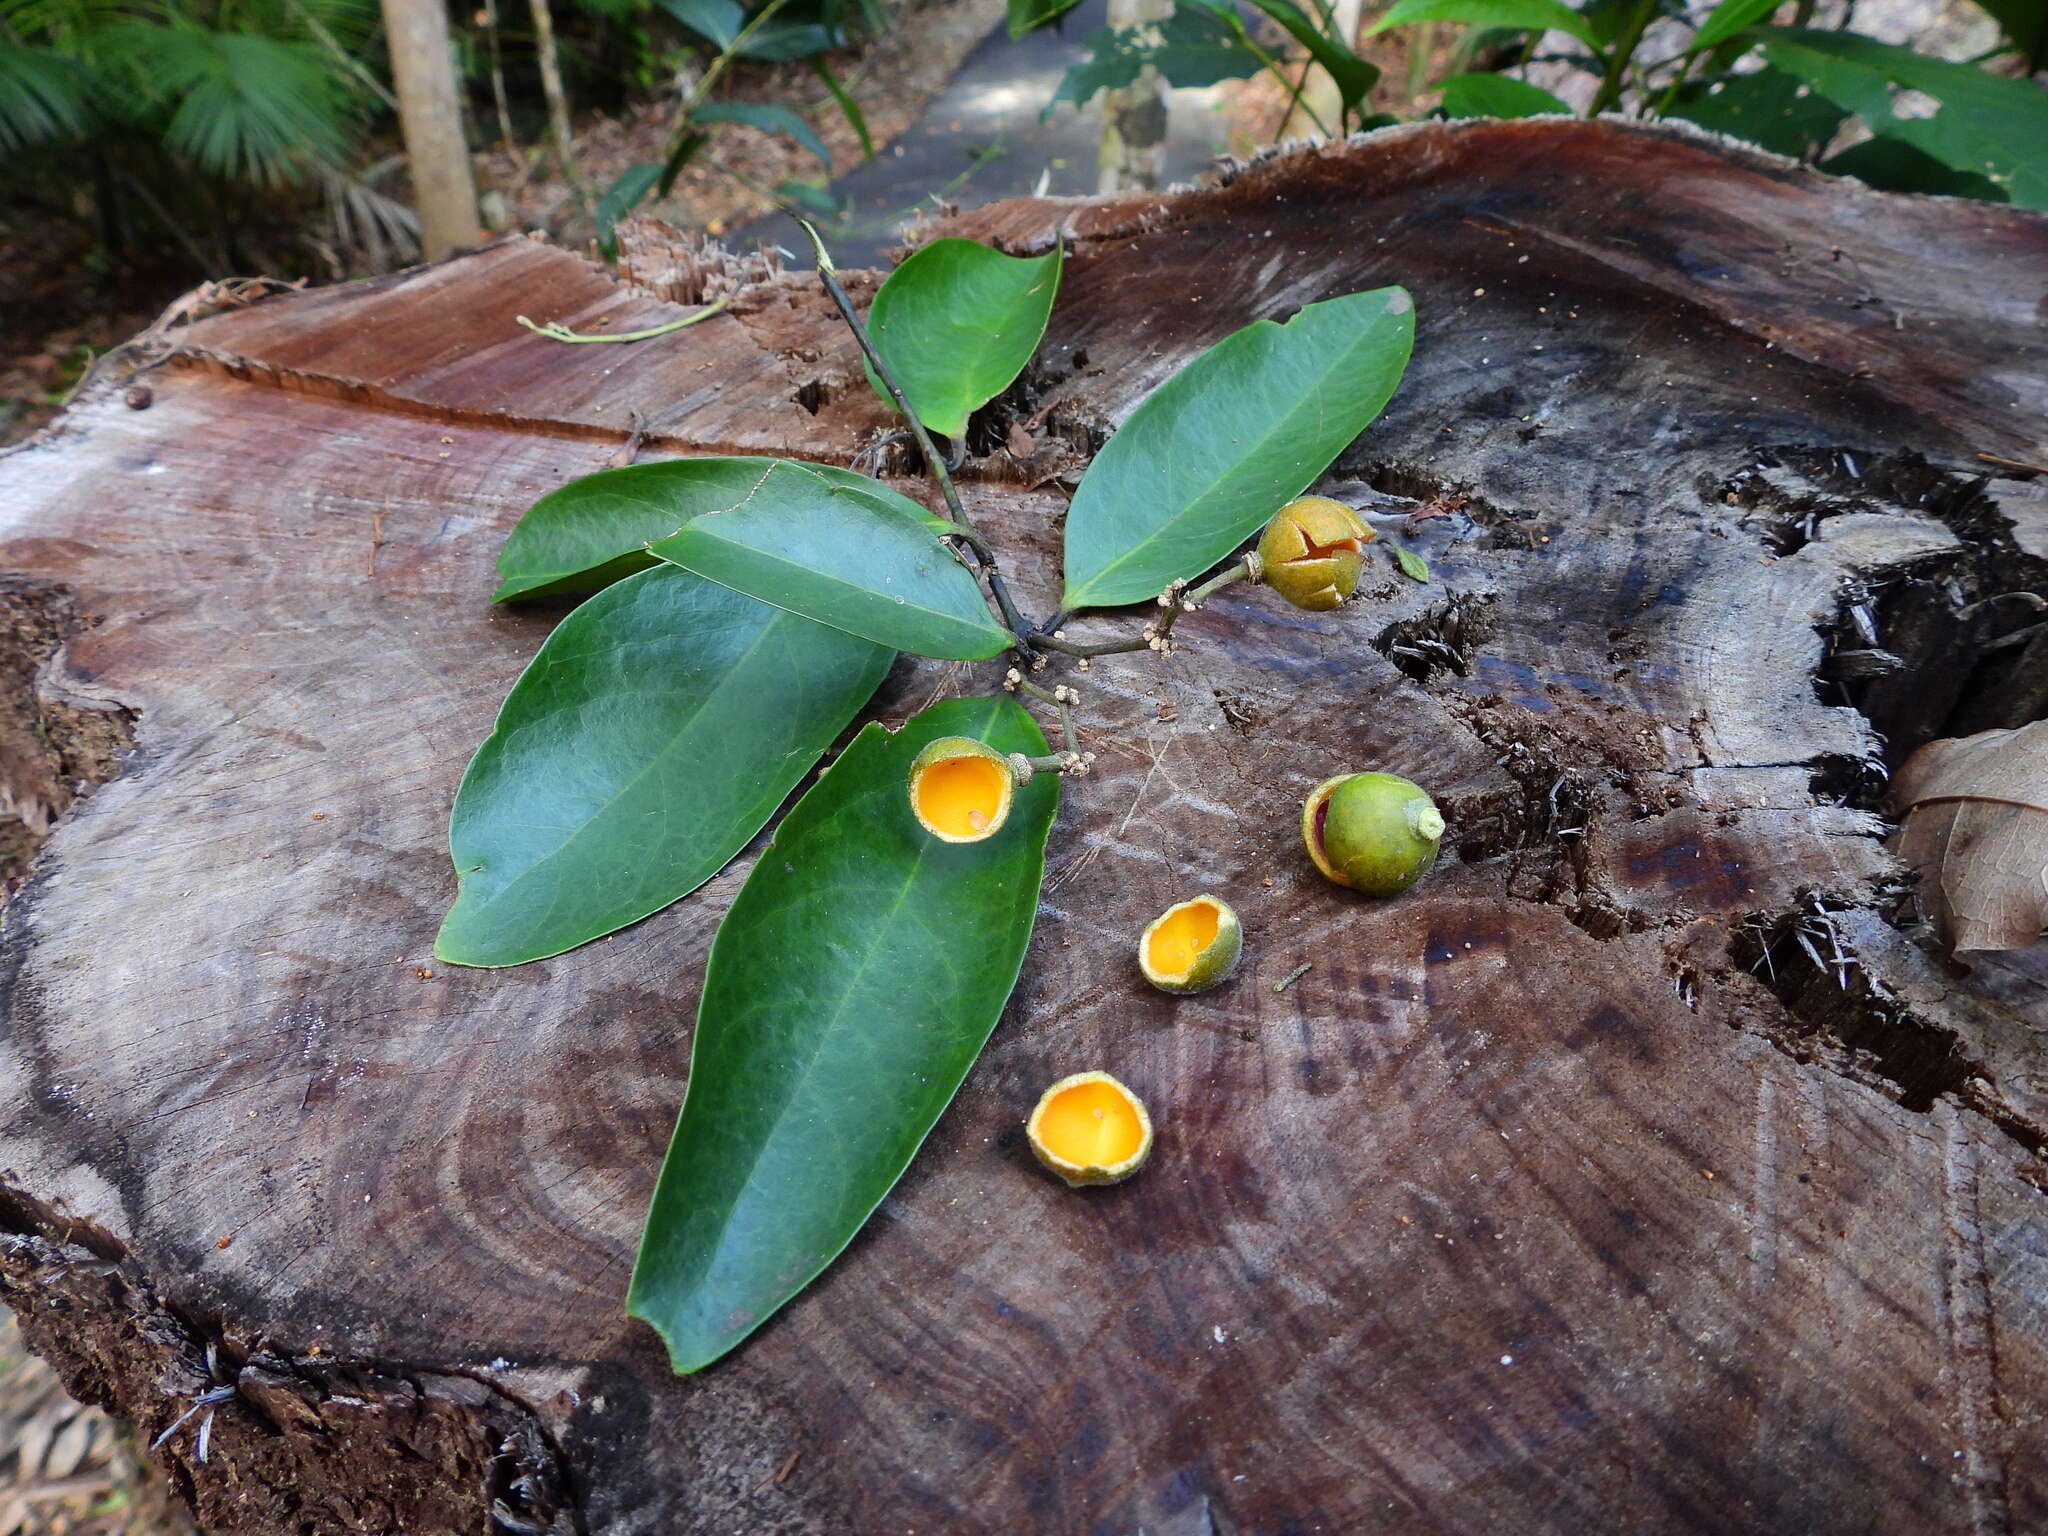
xmin=1 ymin=119 xmax=2046 ymax=1535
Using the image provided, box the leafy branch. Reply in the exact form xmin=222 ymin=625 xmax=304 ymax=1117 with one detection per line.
xmin=440 ymin=226 xmax=1419 ymax=1375
xmin=795 ymin=219 xmax=1034 ymax=655
xmin=1021 ymin=0 xmax=2045 ymax=210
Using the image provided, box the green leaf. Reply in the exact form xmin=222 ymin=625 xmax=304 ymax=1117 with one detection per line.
xmin=111 ymin=23 xmax=353 ymax=185
xmin=1367 ymin=0 xmax=1600 ymax=49
xmin=774 ymin=177 xmax=838 ymax=215
xmin=1393 ymin=544 xmax=1430 ymax=582
xmin=1438 ymin=70 xmax=1569 ymax=117
xmin=0 ymin=44 xmax=89 ymax=151
xmin=657 ymin=128 xmax=707 ymax=196
xmin=1967 ymin=0 xmax=2045 ymax=66
xmin=1061 ymin=286 xmax=1415 ymax=610
xmin=1825 ymin=125 xmax=2006 ymax=202
xmin=735 ymin=19 xmax=839 ymax=56
xmin=436 ymin=565 xmax=892 ymax=967
xmin=659 ymin=0 xmax=743 ymax=46
xmin=1052 ymin=8 xmax=1263 ymax=109
xmin=491 ymin=457 xmax=887 ymax=604
xmin=864 ymin=238 xmax=1063 ymax=439
xmin=595 ymin=161 xmax=662 ymax=261
xmin=630 ymin=694 xmax=1057 ymax=1374
xmin=808 ymin=57 xmax=872 ymax=157
xmin=1755 ymin=27 xmax=2048 ymax=206
xmin=651 ymin=475 xmax=1013 ymax=659
xmin=689 ymin=100 xmax=830 ymax=167
xmin=1665 ymin=65 xmax=1845 ymax=158
xmin=1687 ymin=0 xmax=1781 ymax=53
xmin=1230 ymin=0 xmax=1380 ymax=115
xmin=1010 ymin=0 xmax=1083 ymax=36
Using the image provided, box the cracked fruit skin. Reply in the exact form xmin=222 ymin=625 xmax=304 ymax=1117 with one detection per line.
xmin=1027 ymin=1072 xmax=1154 ymax=1186
xmin=1258 ymin=496 xmax=1375 ymax=611
xmin=1303 ymin=772 xmax=1445 ymax=895
xmin=908 ymin=735 xmax=1020 ymax=843
xmin=1139 ymin=895 xmax=1242 ymax=995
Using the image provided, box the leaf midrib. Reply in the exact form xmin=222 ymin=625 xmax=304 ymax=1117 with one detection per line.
xmin=667 ymin=706 xmax=1006 ymax=1320
xmin=890 ymin=281 xmax=1045 ymax=430
xmin=670 ymin=524 xmax=1005 ymax=649
xmin=1069 ymin=322 xmax=1353 ymax=603
xmin=452 ymin=607 xmax=810 ymax=929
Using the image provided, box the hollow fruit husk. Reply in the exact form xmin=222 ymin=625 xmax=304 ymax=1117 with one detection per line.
xmin=1302 ymin=772 xmax=1445 ymax=895
xmin=1026 ymin=1072 xmax=1154 ymax=1187
xmin=1138 ymin=895 xmax=1243 ymax=995
xmin=907 ymin=735 xmax=1019 ymax=843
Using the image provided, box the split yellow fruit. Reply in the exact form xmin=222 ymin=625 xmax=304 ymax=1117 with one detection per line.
xmin=1027 ymin=1072 xmax=1153 ymax=1187
xmin=1303 ymin=771 xmax=1445 ymax=895
xmin=1257 ymin=496 xmax=1376 ymax=611
xmin=1138 ymin=895 xmax=1243 ymax=995
xmin=908 ymin=736 xmax=1020 ymax=843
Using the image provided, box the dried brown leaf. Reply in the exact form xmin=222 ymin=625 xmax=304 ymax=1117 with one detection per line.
xmin=1892 ymin=720 xmax=2048 ymax=955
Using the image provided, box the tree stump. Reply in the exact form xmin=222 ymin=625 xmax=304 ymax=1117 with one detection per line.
xmin=1 ymin=119 xmax=2045 ymax=1535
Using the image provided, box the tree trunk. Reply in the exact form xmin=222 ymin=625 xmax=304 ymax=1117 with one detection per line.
xmin=0 ymin=120 xmax=2044 ymax=1536
xmin=379 ymin=0 xmax=481 ymax=259
xmin=528 ymin=0 xmax=585 ymax=204
xmin=1097 ymin=0 xmax=1171 ymax=192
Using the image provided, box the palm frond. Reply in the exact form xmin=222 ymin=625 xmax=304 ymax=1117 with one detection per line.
xmin=316 ymin=157 xmax=421 ymax=271
xmin=105 ymin=20 xmax=353 ymax=183
xmin=0 ymin=41 xmax=89 ymax=148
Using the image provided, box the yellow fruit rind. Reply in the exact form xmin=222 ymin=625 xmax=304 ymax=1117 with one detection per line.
xmin=1303 ymin=771 xmax=1445 ymax=895
xmin=1138 ymin=895 xmax=1243 ymax=995
xmin=1257 ymin=496 xmax=1377 ymax=612
xmin=1027 ymin=1071 xmax=1154 ymax=1187
xmin=907 ymin=735 xmax=1019 ymax=843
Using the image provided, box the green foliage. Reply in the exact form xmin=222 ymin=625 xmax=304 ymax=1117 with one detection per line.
xmin=1753 ymin=27 xmax=2048 ymax=207
xmin=1824 ymin=132 xmax=2003 ymax=201
xmin=1969 ymin=0 xmax=2044 ymax=69
xmin=1190 ymin=0 xmax=1380 ymax=118
xmin=1351 ymin=0 xmax=2041 ymax=211
xmin=490 ymin=457 xmax=887 ymax=603
xmin=1685 ymin=0 xmax=1782 ymax=55
xmin=648 ymin=476 xmax=1016 ymax=659
xmin=1052 ymin=6 xmax=1264 ymax=109
xmin=1 ymin=0 xmax=375 ymax=183
xmin=1437 ymin=70 xmax=1568 ymax=116
xmin=438 ymin=566 xmax=891 ymax=967
xmin=629 ymin=694 xmax=1056 ymax=1373
xmin=1666 ymin=65 xmax=1844 ymax=158
xmin=594 ymin=161 xmax=664 ymax=260
xmin=0 ymin=43 xmax=87 ymax=149
xmin=0 ymin=0 xmax=388 ymax=269
xmin=642 ymin=0 xmax=878 ymax=217
xmin=689 ymin=98 xmax=831 ymax=163
xmin=446 ymin=236 xmax=1421 ymax=1373
xmin=655 ymin=0 xmax=859 ymax=57
xmin=1060 ymin=286 xmax=1415 ymax=609
xmin=1048 ymin=0 xmax=1385 ymax=131
xmin=863 ymin=238 xmax=1062 ymax=439
xmin=808 ymin=56 xmax=870 ymax=156
xmin=1008 ymin=0 xmax=1081 ymax=38
xmin=1367 ymin=0 xmax=1600 ymax=48
xmin=121 ymin=22 xmax=354 ymax=183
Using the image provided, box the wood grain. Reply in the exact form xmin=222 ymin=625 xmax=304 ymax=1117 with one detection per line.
xmin=0 ymin=119 xmax=2044 ymax=1534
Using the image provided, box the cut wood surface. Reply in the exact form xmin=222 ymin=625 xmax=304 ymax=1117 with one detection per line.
xmin=1 ymin=118 xmax=2046 ymax=1535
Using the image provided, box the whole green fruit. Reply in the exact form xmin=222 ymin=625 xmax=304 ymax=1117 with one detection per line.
xmin=1302 ymin=772 xmax=1445 ymax=895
